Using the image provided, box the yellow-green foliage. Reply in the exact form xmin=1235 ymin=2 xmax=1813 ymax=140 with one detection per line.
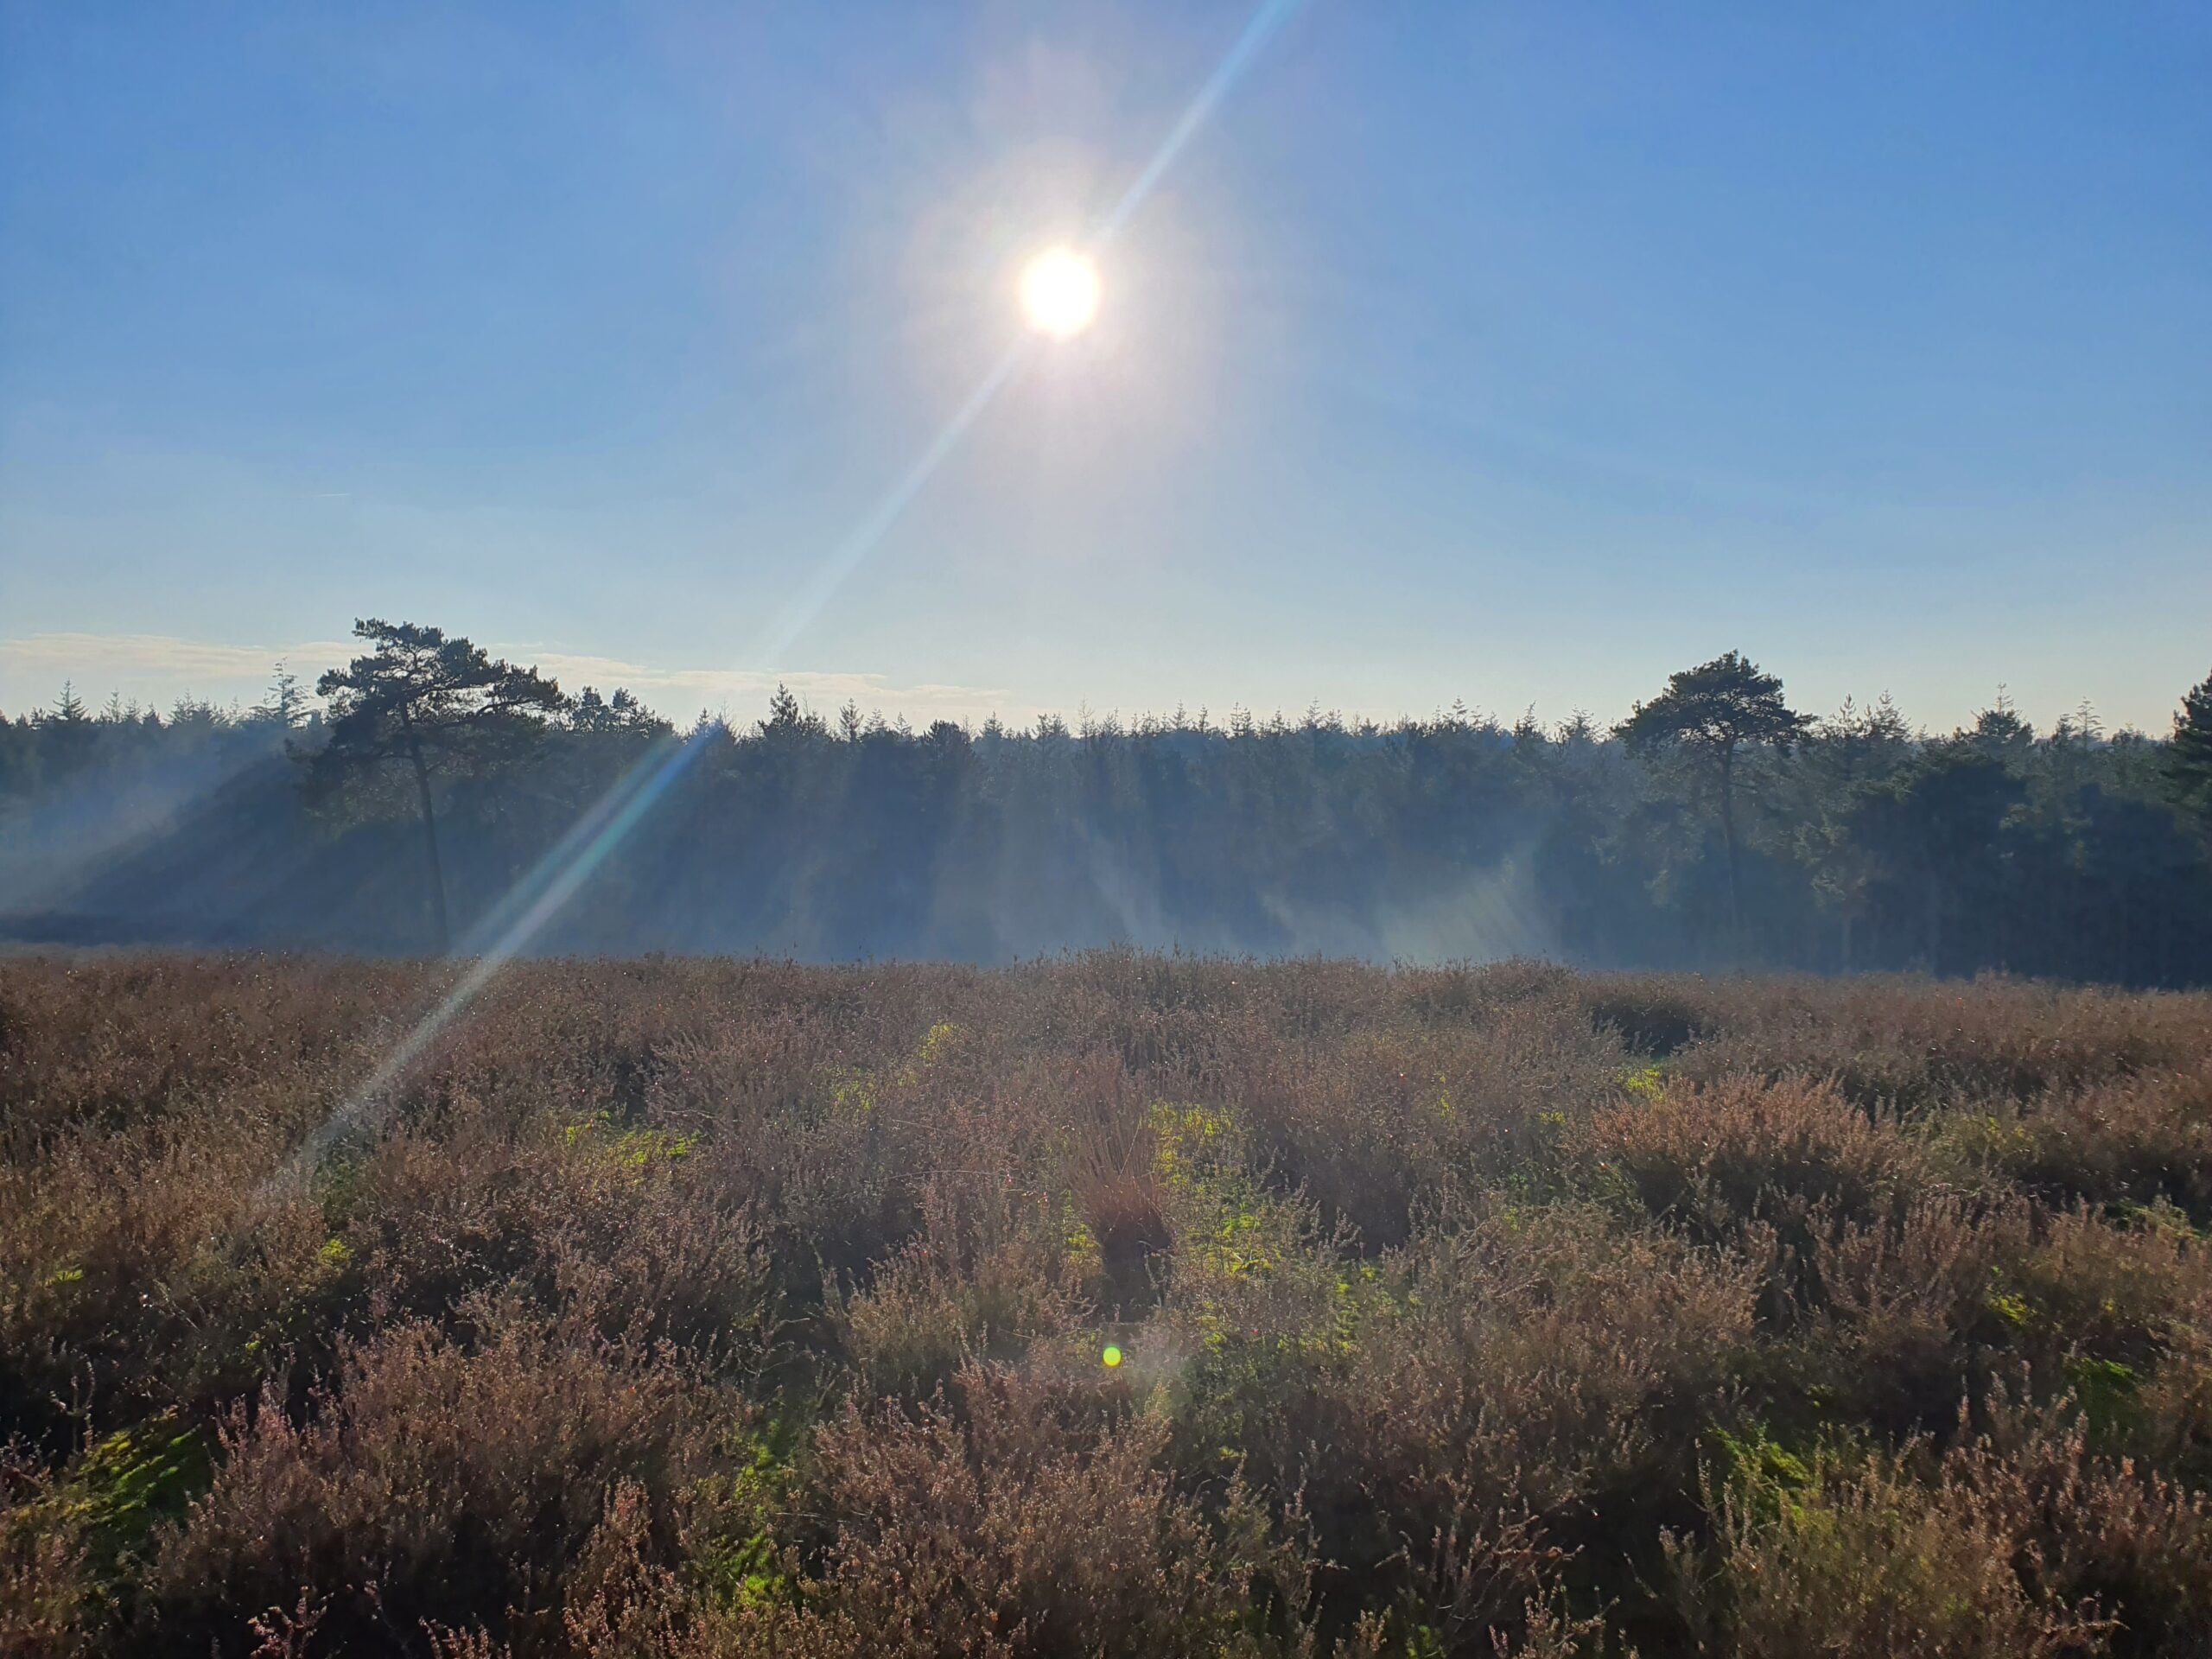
xmin=1710 ymin=1423 xmax=1815 ymax=1522
xmin=817 ymin=1020 xmax=961 ymax=1123
xmin=1057 ymin=1195 xmax=1103 ymax=1281
xmin=563 ymin=1115 xmax=698 ymax=1167
xmin=825 ymin=1068 xmax=877 ymax=1118
xmin=28 ymin=1417 xmax=212 ymax=1577
xmin=693 ymin=1416 xmax=805 ymax=1612
xmin=1147 ymin=1101 xmax=1383 ymax=1370
xmin=912 ymin=1020 xmax=963 ymax=1069
xmin=1986 ymin=1287 xmax=2032 ymax=1330
xmin=1150 ymin=1102 xmax=1285 ymax=1286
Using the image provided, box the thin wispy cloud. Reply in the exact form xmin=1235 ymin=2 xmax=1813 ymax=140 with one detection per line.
xmin=514 ymin=648 xmax=1016 ymax=725
xmin=0 ymin=632 xmax=357 ymax=711
xmin=0 ymin=632 xmax=1018 ymax=726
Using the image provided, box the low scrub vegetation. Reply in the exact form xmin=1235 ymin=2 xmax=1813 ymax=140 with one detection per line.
xmin=7 ymin=952 xmax=2212 ymax=1655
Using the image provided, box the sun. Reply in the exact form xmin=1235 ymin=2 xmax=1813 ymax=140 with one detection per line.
xmin=1019 ymin=247 xmax=1101 ymax=339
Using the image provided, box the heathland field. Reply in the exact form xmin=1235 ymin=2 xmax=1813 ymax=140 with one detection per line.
xmin=10 ymin=955 xmax=2212 ymax=1656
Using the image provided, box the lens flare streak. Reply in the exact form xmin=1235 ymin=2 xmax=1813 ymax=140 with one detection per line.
xmin=279 ymin=0 xmax=1313 ymax=1184
xmin=1092 ymin=0 xmax=1307 ymax=245
xmin=279 ymin=729 xmax=709 ymax=1181
xmin=755 ymin=335 xmax=1033 ymax=669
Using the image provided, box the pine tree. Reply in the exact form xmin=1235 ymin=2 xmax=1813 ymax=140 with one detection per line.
xmin=46 ymin=681 xmax=88 ymax=728
xmin=253 ymin=662 xmax=308 ymax=729
xmin=308 ymin=620 xmax=569 ymax=950
xmin=571 ymin=685 xmax=671 ymax=736
xmin=1967 ymin=688 xmax=2035 ymax=757
xmin=2166 ymin=670 xmax=2212 ymax=832
xmin=38 ymin=681 xmax=98 ymax=775
xmin=1617 ymin=651 xmax=1808 ymax=939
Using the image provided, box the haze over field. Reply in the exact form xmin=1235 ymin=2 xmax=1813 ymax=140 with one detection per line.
xmin=6 ymin=3 xmax=2212 ymax=982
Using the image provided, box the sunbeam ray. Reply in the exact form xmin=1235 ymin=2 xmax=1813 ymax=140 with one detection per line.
xmin=273 ymin=0 xmax=1314 ymax=1185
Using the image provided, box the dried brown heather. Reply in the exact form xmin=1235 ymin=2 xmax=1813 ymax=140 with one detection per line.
xmin=4 ymin=951 xmax=2212 ymax=1656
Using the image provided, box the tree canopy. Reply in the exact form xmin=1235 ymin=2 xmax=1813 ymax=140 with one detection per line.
xmin=1616 ymin=652 xmax=1809 ymax=938
xmin=308 ymin=619 xmax=568 ymax=948
xmin=2166 ymin=669 xmax=2212 ymax=832
xmin=1614 ymin=652 xmax=1809 ymax=759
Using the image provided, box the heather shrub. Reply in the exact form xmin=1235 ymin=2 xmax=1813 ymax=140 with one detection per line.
xmin=1579 ymin=1074 xmax=1923 ymax=1243
xmin=1681 ymin=1434 xmax=2112 ymax=1656
xmin=1679 ymin=1393 xmax=2212 ymax=1657
xmin=2135 ymin=1300 xmax=2212 ymax=1496
xmin=3 ymin=952 xmax=2211 ymax=1656
xmin=1580 ymin=976 xmax=1716 ymax=1057
xmin=2002 ymin=1209 xmax=2212 ymax=1381
xmin=835 ymin=1230 xmax=1081 ymax=1404
xmin=1575 ymin=1073 xmax=1929 ymax=1334
xmin=1231 ymin=995 xmax=1622 ymax=1248
xmin=141 ymin=1302 xmax=722 ymax=1655
xmin=1661 ymin=976 xmax=2212 ymax=1111
xmin=0 ymin=1413 xmax=215 ymax=1656
xmin=0 ymin=1130 xmax=343 ymax=1444
xmin=1331 ymin=1205 xmax=1753 ymax=1645
xmin=339 ymin=1121 xmax=771 ymax=1357
xmin=1963 ymin=1393 xmax=2212 ymax=1656
xmin=2 ymin=1442 xmax=106 ymax=1656
xmin=698 ymin=1357 xmax=1306 ymax=1658
xmin=1791 ymin=1190 xmax=2036 ymax=1436
xmin=1160 ymin=1198 xmax=1755 ymax=1650
xmin=0 ymin=957 xmax=394 ymax=1147
xmin=1949 ymin=1059 xmax=2212 ymax=1222
xmin=1059 ymin=1054 xmax=1174 ymax=1306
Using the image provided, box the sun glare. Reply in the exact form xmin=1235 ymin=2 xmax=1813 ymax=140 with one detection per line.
xmin=1019 ymin=247 xmax=1101 ymax=339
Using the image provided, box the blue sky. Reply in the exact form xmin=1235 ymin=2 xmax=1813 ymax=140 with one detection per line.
xmin=3 ymin=2 xmax=2208 ymax=733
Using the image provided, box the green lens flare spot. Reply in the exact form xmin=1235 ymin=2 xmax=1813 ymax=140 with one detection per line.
xmin=1101 ymin=1344 xmax=1123 ymax=1369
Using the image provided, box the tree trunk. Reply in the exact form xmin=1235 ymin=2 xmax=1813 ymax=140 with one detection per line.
xmin=401 ymin=715 xmax=451 ymax=953
xmin=1719 ymin=742 xmax=1742 ymax=949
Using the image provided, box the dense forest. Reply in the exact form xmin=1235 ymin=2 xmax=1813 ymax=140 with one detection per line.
xmin=3 ymin=622 xmax=2210 ymax=984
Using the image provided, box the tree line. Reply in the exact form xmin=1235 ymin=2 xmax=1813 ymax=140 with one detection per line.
xmin=4 ymin=618 xmax=2211 ymax=983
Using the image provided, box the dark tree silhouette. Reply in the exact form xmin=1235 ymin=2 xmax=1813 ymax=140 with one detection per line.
xmin=251 ymin=662 xmax=310 ymax=730
xmin=1853 ymin=745 xmax=2025 ymax=972
xmin=570 ymin=685 xmax=671 ymax=736
xmin=9 ymin=637 xmax=2212 ymax=985
xmin=2167 ymin=670 xmax=2212 ymax=834
xmin=1965 ymin=690 xmax=2036 ymax=760
xmin=1616 ymin=651 xmax=1808 ymax=937
xmin=36 ymin=682 xmax=99 ymax=780
xmin=308 ymin=620 xmax=567 ymax=950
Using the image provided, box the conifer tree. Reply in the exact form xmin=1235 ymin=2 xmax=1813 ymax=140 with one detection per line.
xmin=2167 ymin=669 xmax=2212 ymax=833
xmin=1617 ymin=652 xmax=1808 ymax=938
xmin=308 ymin=620 xmax=567 ymax=950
